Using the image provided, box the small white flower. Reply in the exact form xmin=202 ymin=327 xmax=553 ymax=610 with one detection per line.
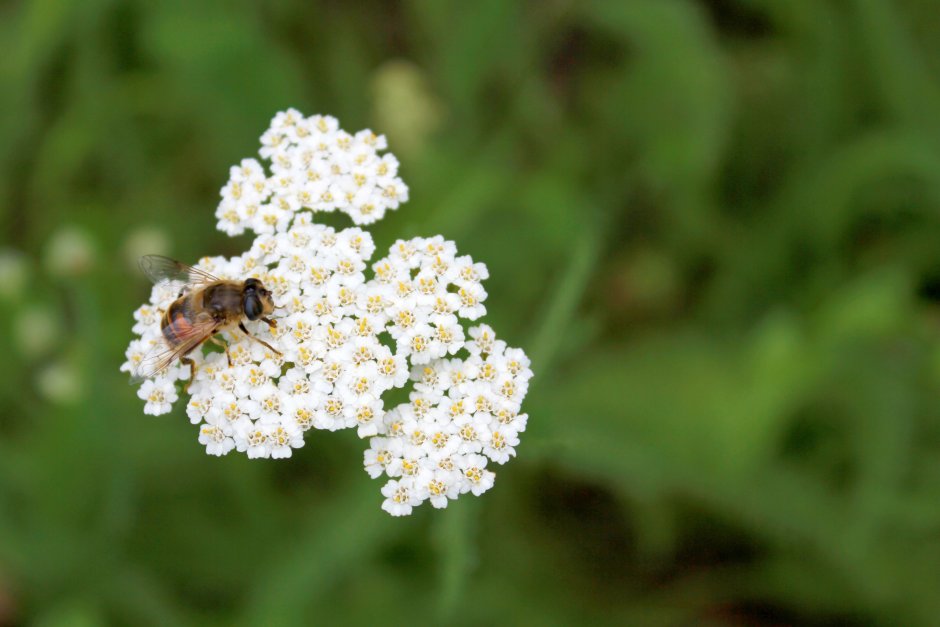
xmin=199 ymin=425 xmax=235 ymax=456
xmin=138 ymin=379 xmax=178 ymax=415
xmin=364 ymin=437 xmax=402 ymax=478
xmin=483 ymin=427 xmax=520 ymax=464
xmin=422 ymin=470 xmax=461 ymax=509
xmin=458 ymin=454 xmax=495 ymax=496
xmin=381 ymin=479 xmax=421 ymax=516
xmin=268 ymin=424 xmax=304 ymax=458
xmin=240 ymin=424 xmax=271 ymax=459
xmin=120 ymin=338 xmax=151 ymax=375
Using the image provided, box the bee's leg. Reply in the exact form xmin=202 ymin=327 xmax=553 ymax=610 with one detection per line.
xmin=181 ymin=357 xmax=197 ymax=393
xmin=239 ymin=322 xmax=282 ymax=356
xmin=208 ymin=334 xmax=232 ymax=367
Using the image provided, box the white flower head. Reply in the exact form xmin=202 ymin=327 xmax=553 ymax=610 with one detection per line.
xmin=215 ymin=110 xmax=408 ymax=230
xmin=124 ymin=109 xmax=532 ymax=514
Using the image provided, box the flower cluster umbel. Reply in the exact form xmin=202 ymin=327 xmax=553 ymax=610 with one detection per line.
xmin=216 ymin=110 xmax=407 ymax=233
xmin=122 ymin=109 xmax=532 ymax=515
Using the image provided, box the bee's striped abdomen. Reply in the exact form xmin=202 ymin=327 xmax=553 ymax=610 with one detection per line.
xmin=161 ymin=299 xmax=194 ymax=346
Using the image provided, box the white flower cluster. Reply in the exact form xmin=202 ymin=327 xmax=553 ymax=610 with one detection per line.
xmin=123 ymin=110 xmax=532 ymax=515
xmin=367 ymin=325 xmax=532 ymax=515
xmin=215 ymin=108 xmax=408 ymax=233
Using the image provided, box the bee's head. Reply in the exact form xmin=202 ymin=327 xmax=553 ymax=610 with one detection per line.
xmin=243 ymin=278 xmax=275 ymax=321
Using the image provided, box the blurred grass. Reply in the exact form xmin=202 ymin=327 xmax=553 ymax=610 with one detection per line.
xmin=3 ymin=0 xmax=940 ymax=624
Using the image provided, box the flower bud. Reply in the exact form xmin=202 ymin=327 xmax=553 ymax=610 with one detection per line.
xmin=0 ymin=249 xmax=28 ymax=302
xmin=13 ymin=305 xmax=60 ymax=359
xmin=372 ymin=60 xmax=444 ymax=159
xmin=44 ymin=227 xmax=96 ymax=278
xmin=123 ymin=226 xmax=170 ymax=270
xmin=37 ymin=360 xmax=83 ymax=405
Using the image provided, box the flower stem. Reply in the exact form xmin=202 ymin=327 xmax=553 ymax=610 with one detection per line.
xmin=528 ymin=223 xmax=603 ymax=380
xmin=435 ymin=498 xmax=480 ymax=621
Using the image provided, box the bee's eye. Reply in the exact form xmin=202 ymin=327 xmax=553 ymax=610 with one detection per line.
xmin=244 ymin=293 xmax=263 ymax=320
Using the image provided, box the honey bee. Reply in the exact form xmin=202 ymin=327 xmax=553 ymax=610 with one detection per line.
xmin=132 ymin=255 xmax=281 ymax=388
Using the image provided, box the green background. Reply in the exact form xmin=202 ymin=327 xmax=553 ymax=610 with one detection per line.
xmin=3 ymin=0 xmax=940 ymax=624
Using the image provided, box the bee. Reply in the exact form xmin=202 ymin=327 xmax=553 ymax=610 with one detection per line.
xmin=132 ymin=255 xmax=281 ymax=388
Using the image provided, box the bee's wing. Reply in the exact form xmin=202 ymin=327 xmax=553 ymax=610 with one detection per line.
xmin=130 ymin=312 xmax=221 ymax=384
xmin=138 ymin=255 xmax=221 ymax=287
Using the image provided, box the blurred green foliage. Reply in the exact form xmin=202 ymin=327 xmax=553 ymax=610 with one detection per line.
xmin=3 ymin=0 xmax=940 ymax=624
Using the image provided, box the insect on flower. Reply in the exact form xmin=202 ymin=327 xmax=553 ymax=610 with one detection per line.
xmin=123 ymin=109 xmax=534 ymax=513
xmin=132 ymin=255 xmax=280 ymax=389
